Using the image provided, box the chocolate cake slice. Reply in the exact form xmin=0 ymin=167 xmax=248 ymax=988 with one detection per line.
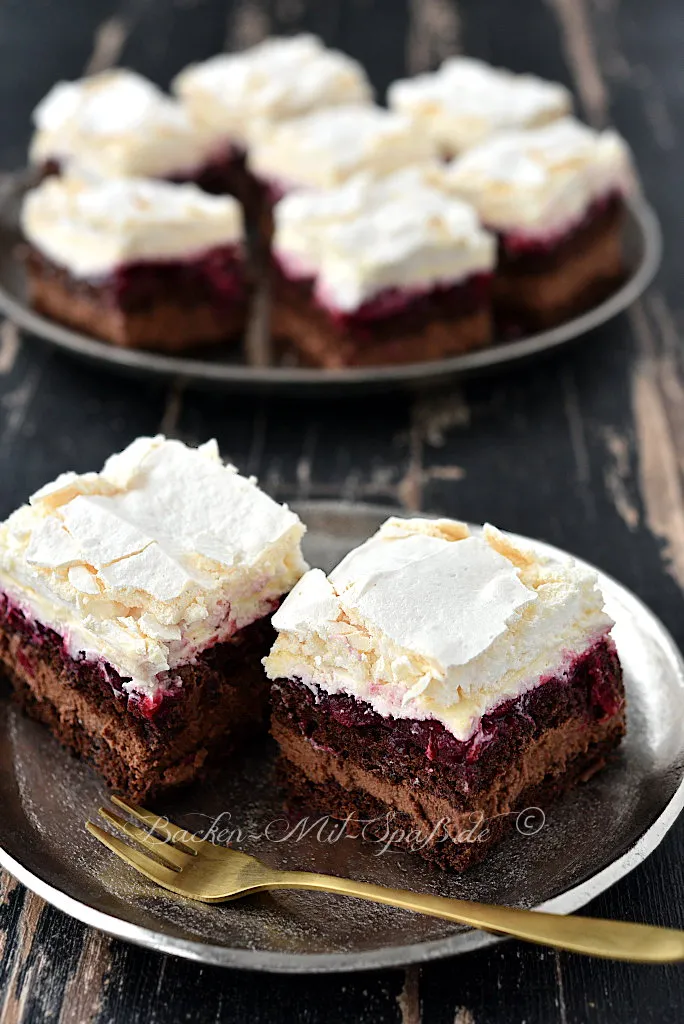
xmin=270 ymin=168 xmax=495 ymax=367
xmin=264 ymin=517 xmax=625 ymax=871
xmin=444 ymin=118 xmax=634 ymax=332
xmin=0 ymin=435 xmax=307 ymax=799
xmin=21 ymin=176 xmax=250 ymax=352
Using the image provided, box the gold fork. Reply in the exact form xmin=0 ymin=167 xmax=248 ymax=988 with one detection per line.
xmin=86 ymin=796 xmax=684 ymax=963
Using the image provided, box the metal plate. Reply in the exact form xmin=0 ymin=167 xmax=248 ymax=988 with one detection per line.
xmin=1 ymin=500 xmax=683 ymax=973
xmin=0 ymin=174 xmax=662 ymax=394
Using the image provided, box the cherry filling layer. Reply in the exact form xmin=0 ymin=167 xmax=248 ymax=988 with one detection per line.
xmin=271 ymin=637 xmax=624 ymax=792
xmin=27 ymin=244 xmax=248 ymax=314
xmin=0 ymin=591 xmax=184 ymax=719
xmin=273 ymin=254 xmax=492 ymax=334
xmin=0 ymin=589 xmax=282 ymax=726
xmin=110 ymin=244 xmax=247 ymax=312
xmin=496 ymin=191 xmax=624 ymax=268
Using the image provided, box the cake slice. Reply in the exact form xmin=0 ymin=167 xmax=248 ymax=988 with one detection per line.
xmin=172 ymin=35 xmax=372 ymax=212
xmin=0 ymin=436 xmax=307 ymax=799
xmin=21 ymin=176 xmax=250 ymax=352
xmin=443 ymin=118 xmax=634 ymax=332
xmin=29 ymin=69 xmax=216 ymax=183
xmin=264 ymin=517 xmax=625 ymax=871
xmin=247 ymin=104 xmax=437 ymax=238
xmin=270 ymin=168 xmax=495 ymax=367
xmin=388 ymin=57 xmax=571 ymax=157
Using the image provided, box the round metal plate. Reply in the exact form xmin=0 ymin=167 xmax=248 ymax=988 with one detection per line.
xmin=0 ymin=175 xmax=662 ymax=394
xmin=1 ymin=501 xmax=683 ymax=972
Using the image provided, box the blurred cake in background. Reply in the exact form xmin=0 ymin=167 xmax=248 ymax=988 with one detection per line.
xmin=388 ymin=57 xmax=572 ymax=158
xmin=29 ymin=69 xmax=216 ymax=183
xmin=22 ymin=176 xmax=250 ymax=352
xmin=21 ymin=41 xmax=637 ymax=356
xmin=248 ymin=105 xmax=437 ymax=236
xmin=173 ymin=35 xmax=373 ymax=209
xmin=270 ymin=167 xmax=495 ymax=367
xmin=443 ymin=118 xmax=633 ymax=331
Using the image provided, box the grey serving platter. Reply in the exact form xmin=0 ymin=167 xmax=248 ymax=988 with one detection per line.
xmin=0 ymin=174 xmax=662 ymax=394
xmin=1 ymin=501 xmax=684 ymax=973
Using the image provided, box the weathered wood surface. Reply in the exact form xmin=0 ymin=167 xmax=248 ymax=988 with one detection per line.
xmin=1 ymin=1 xmax=684 ymax=1021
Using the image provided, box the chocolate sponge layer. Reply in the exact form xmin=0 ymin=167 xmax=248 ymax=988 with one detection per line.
xmin=0 ymin=595 xmax=273 ymax=800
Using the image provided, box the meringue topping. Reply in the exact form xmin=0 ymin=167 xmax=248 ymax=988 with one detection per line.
xmin=264 ymin=517 xmax=613 ymax=740
xmin=0 ymin=436 xmax=308 ymax=695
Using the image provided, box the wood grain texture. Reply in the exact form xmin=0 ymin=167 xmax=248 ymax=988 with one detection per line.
xmin=1 ymin=0 xmax=684 ymax=1021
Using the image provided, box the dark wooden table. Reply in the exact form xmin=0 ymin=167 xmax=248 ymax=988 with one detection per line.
xmin=1 ymin=1 xmax=682 ymax=1020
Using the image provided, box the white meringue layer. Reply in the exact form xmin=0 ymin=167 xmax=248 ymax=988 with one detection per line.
xmin=248 ymin=104 xmax=438 ymax=193
xmin=444 ymin=117 xmax=633 ymax=237
xmin=30 ymin=69 xmax=215 ymax=180
xmin=264 ymin=517 xmax=613 ymax=740
xmin=389 ymin=56 xmax=572 ymax=155
xmin=173 ymin=34 xmax=373 ymax=147
xmin=21 ymin=176 xmax=243 ymax=278
xmin=0 ymin=436 xmax=308 ymax=695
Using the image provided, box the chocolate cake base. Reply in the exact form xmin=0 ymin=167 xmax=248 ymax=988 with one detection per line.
xmin=25 ymin=247 xmax=249 ymax=352
xmin=270 ymin=638 xmax=626 ymax=871
xmin=495 ymin=196 xmax=626 ymax=333
xmin=271 ymin=271 xmax=493 ymax=368
xmin=0 ymin=600 xmax=274 ymax=800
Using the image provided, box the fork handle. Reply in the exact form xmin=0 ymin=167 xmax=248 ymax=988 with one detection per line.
xmin=270 ymin=872 xmax=684 ymax=963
